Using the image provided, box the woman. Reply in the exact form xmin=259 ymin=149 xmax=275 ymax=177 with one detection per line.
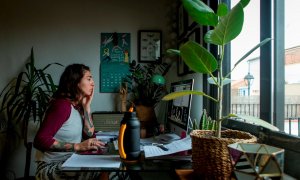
xmin=34 ymin=64 xmax=106 ymax=179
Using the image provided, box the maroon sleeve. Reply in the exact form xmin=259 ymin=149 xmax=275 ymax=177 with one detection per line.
xmin=33 ymin=99 xmax=71 ymax=151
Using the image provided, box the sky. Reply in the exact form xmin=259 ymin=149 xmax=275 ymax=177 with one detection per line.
xmin=230 ymin=0 xmax=300 ymax=81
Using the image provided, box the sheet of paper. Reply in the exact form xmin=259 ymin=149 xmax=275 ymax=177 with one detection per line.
xmin=143 ymin=136 xmax=191 ymax=158
xmin=62 ymin=154 xmax=121 ymax=168
xmin=140 ymin=133 xmax=181 ymax=145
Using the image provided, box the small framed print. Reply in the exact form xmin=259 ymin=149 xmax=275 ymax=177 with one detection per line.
xmin=177 ymin=38 xmax=188 ymax=76
xmin=187 ymin=27 xmax=201 ymax=46
xmin=138 ymin=30 xmax=162 ymax=63
xmin=177 ymin=3 xmax=188 ymax=39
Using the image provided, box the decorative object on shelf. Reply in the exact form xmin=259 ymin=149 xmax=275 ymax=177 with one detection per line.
xmin=123 ymin=60 xmax=170 ymax=137
xmin=228 ymin=143 xmax=285 ymax=179
xmin=163 ymin=0 xmax=276 ymax=178
xmin=119 ymin=82 xmax=128 ymax=112
xmin=191 ymin=129 xmax=257 ymax=179
xmin=138 ymin=30 xmax=162 ymax=63
xmin=100 ymin=32 xmax=131 ymax=93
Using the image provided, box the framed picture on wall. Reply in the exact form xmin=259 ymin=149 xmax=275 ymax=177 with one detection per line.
xmin=177 ymin=38 xmax=188 ymax=76
xmin=138 ymin=30 xmax=162 ymax=63
xmin=177 ymin=3 xmax=188 ymax=39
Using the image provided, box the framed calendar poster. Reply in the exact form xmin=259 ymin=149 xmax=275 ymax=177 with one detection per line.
xmin=100 ymin=62 xmax=130 ymax=93
xmin=100 ymin=32 xmax=131 ymax=93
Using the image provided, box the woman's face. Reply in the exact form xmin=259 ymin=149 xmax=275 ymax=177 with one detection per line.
xmin=78 ymin=70 xmax=94 ymax=97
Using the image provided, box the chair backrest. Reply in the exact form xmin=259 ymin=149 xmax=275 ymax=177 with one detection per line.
xmin=92 ymin=112 xmax=124 ymax=131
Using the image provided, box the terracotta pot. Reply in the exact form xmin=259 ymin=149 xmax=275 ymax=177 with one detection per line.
xmin=135 ymin=105 xmax=158 ymax=138
xmin=190 ymin=129 xmax=257 ymax=180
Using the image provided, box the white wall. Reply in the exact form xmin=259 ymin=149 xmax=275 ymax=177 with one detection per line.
xmin=0 ymin=0 xmax=169 ymax=111
xmin=0 ymin=0 xmax=203 ymax=178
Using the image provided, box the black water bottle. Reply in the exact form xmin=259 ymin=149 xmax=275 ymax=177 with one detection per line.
xmin=118 ymin=111 xmax=141 ymax=161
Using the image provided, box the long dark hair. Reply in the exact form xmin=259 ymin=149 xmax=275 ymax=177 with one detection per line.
xmin=53 ymin=64 xmax=90 ymax=102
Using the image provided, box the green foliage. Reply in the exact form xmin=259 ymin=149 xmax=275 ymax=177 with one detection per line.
xmin=163 ymin=0 xmax=275 ymax=138
xmin=0 ymin=48 xmax=63 ymax=140
xmin=199 ymin=109 xmax=217 ymax=130
xmin=123 ymin=60 xmax=170 ymax=107
xmin=192 ymin=109 xmax=217 ymax=131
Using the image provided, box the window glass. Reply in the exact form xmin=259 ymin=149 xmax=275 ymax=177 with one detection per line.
xmin=284 ymin=0 xmax=300 ymax=136
xmin=230 ymin=0 xmax=260 ymax=118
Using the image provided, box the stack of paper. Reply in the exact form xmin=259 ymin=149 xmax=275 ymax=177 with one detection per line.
xmin=140 ymin=133 xmax=181 ymax=146
xmin=143 ymin=136 xmax=191 ymax=158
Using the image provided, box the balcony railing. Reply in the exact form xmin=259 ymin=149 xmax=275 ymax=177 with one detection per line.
xmin=231 ymin=103 xmax=300 ymax=137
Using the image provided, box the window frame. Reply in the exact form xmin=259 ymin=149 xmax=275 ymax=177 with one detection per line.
xmin=221 ymin=0 xmax=285 ymax=131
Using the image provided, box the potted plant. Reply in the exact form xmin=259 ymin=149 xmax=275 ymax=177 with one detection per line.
xmin=0 ymin=48 xmax=62 ymax=177
xmin=124 ymin=60 xmax=170 ymax=137
xmin=162 ymin=0 xmax=277 ymax=178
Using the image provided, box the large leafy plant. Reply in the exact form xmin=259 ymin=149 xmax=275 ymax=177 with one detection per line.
xmin=124 ymin=60 xmax=170 ymax=108
xmin=163 ymin=0 xmax=277 ymax=138
xmin=0 ymin=48 xmax=63 ymax=143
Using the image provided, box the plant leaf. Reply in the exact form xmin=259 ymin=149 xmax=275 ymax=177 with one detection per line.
xmin=162 ymin=90 xmax=218 ymax=102
xmin=180 ymin=41 xmax=218 ymax=74
xmin=166 ymin=49 xmax=180 ymax=56
xmin=182 ymin=0 xmax=218 ymax=27
xmin=217 ymin=3 xmax=228 ymax=17
xmin=234 ymin=38 xmax=272 ymax=68
xmin=207 ymin=77 xmax=231 ymax=86
xmin=240 ymin=0 xmax=251 ymax=7
xmin=205 ymin=2 xmax=244 ymax=45
xmin=234 ymin=114 xmax=279 ymax=131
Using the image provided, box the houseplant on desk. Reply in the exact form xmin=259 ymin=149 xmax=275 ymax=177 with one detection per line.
xmin=123 ymin=60 xmax=170 ymax=137
xmin=163 ymin=0 xmax=277 ymax=178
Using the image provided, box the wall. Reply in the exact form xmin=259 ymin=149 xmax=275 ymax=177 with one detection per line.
xmin=0 ymin=0 xmax=203 ymax=178
xmin=0 ymin=0 xmax=171 ymax=112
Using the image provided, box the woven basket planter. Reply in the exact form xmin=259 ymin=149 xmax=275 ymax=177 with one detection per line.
xmin=190 ymin=129 xmax=257 ymax=180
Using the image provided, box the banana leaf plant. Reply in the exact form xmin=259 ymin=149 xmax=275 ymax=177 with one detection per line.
xmin=163 ymin=0 xmax=278 ymax=138
xmin=0 ymin=47 xmax=63 ymax=146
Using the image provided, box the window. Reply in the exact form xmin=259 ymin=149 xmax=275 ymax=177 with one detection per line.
xmin=284 ymin=0 xmax=300 ymax=136
xmin=230 ymin=0 xmax=261 ymax=119
xmin=230 ymin=0 xmax=300 ymax=137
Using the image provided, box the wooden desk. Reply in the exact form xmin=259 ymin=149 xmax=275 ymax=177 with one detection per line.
xmin=175 ymin=169 xmax=195 ymax=180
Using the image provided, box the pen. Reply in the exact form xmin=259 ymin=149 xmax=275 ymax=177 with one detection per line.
xmin=152 ymin=143 xmax=168 ymax=151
